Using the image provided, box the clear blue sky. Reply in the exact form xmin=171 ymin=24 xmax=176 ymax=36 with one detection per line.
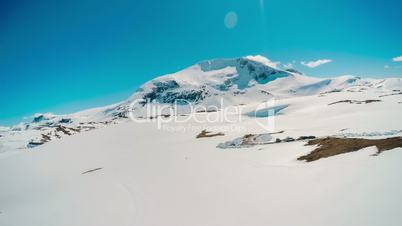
xmin=1 ymin=0 xmax=402 ymax=125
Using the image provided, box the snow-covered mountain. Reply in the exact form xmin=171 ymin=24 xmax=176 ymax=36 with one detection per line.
xmin=101 ymin=55 xmax=401 ymax=119
xmin=1 ymin=55 xmax=402 ymax=226
xmin=1 ymin=55 xmax=401 ymax=153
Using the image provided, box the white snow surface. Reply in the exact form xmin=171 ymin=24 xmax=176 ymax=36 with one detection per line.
xmin=1 ymin=89 xmax=402 ymax=226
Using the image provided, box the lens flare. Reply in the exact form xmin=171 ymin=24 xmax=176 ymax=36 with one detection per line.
xmin=224 ymin=11 xmax=238 ymax=29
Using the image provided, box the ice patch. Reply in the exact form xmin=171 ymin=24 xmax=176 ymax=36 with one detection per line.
xmin=217 ymin=133 xmax=273 ymax=149
xmin=337 ymin=130 xmax=402 ymax=138
xmin=246 ymin=104 xmax=289 ymax=118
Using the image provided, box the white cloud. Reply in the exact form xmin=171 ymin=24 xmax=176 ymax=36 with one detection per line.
xmin=301 ymin=59 xmax=332 ymax=68
xmin=246 ymin=55 xmax=280 ymax=68
xmin=392 ymin=56 xmax=402 ymax=62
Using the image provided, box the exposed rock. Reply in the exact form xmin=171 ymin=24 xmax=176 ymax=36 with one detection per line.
xmin=298 ymin=137 xmax=402 ymax=162
xmin=41 ymin=134 xmax=51 ymax=143
xmin=320 ymin=89 xmax=342 ymax=95
xmin=59 ymin=118 xmax=72 ymax=124
xmin=296 ymin=136 xmax=316 ymax=140
xmin=32 ymin=113 xmax=55 ymax=123
xmin=379 ymin=92 xmax=402 ymax=98
xmin=54 ymin=125 xmax=73 ymax=136
xmin=196 ymin=130 xmax=224 ymax=138
xmin=328 ymin=99 xmax=381 ymax=105
xmin=196 ymin=109 xmax=218 ymax=113
xmin=81 ymin=168 xmax=102 ymax=175
xmin=283 ymin=137 xmax=295 ymax=142
xmin=27 ymin=141 xmax=45 ymax=148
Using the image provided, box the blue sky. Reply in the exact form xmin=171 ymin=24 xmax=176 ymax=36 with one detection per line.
xmin=1 ymin=0 xmax=402 ymax=125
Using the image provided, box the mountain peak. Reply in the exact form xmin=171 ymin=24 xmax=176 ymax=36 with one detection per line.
xmin=196 ymin=55 xmax=280 ymax=72
xmin=126 ymin=56 xmax=293 ymax=107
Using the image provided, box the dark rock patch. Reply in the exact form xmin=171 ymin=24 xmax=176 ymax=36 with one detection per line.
xmin=82 ymin=168 xmax=102 ymax=175
xmin=59 ymin=118 xmax=72 ymax=123
xmin=328 ymin=99 xmax=381 ymax=105
xmin=297 ymin=136 xmax=317 ymax=140
xmin=379 ymin=92 xmax=402 ymax=98
xmin=196 ymin=130 xmax=225 ymax=138
xmin=298 ymin=137 xmax=402 ymax=162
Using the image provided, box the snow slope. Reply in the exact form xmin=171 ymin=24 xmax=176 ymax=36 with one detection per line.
xmin=1 ymin=86 xmax=402 ymax=226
